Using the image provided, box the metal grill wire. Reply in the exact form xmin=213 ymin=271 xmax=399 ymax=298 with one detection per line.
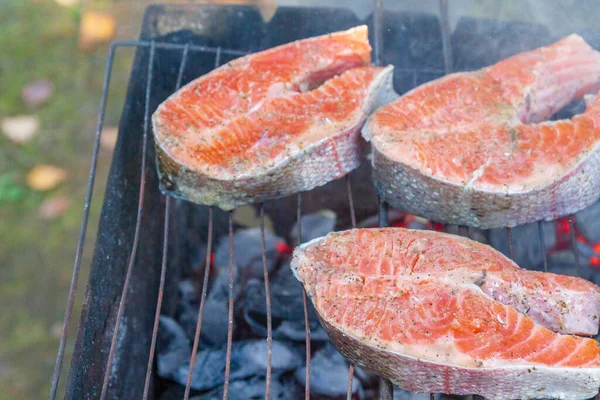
xmin=345 ymin=175 xmax=357 ymax=400
xmin=48 ymin=1 xmax=412 ymax=399
xmin=297 ymin=192 xmax=312 ymax=400
xmin=48 ymin=38 xmax=118 ymax=400
xmin=47 ymin=29 xmax=374 ymax=400
xmin=48 ymin=40 xmax=246 ymax=400
xmin=377 ymin=199 xmax=394 ymax=400
xmin=183 ymin=46 xmax=223 ymax=400
xmin=48 ymin=1 xmax=590 ymax=399
xmin=259 ymin=203 xmax=274 ymax=398
xmin=222 ymin=212 xmax=236 ymax=398
xmin=143 ymin=42 xmax=190 ymax=400
xmin=99 ymin=40 xmax=156 ymax=400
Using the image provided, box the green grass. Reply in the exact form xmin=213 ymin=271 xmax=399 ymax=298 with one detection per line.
xmin=0 ymin=0 xmax=133 ymax=398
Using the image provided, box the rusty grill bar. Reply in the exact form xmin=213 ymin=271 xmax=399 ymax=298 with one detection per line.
xmin=142 ymin=41 xmax=191 ymax=400
xmin=48 ymin=40 xmax=116 ymax=400
xmin=99 ymin=39 xmax=156 ymax=400
xmin=297 ymin=192 xmax=313 ymax=400
xmin=506 ymin=227 xmax=514 ymax=260
xmin=538 ymin=221 xmax=548 ymax=272
xmin=569 ymin=216 xmax=583 ymax=277
xmin=346 ymin=175 xmax=358 ymax=400
xmin=259 ymin=203 xmax=274 ymax=398
xmin=48 ymin=38 xmax=242 ymax=399
xmin=49 ymin=1 xmax=595 ymax=400
xmin=49 ymin=36 xmax=247 ymax=400
xmin=222 ymin=212 xmax=236 ymax=398
xmin=377 ymin=199 xmax=394 ymax=399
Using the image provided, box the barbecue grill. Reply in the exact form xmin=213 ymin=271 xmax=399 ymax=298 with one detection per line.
xmin=48 ymin=2 xmax=600 ymax=399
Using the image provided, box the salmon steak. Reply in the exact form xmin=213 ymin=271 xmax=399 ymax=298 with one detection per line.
xmin=363 ymin=34 xmax=600 ymax=228
xmin=152 ymin=26 xmax=395 ymax=210
xmin=291 ymin=228 xmax=600 ymax=399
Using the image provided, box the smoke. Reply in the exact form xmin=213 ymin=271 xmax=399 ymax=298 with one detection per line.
xmin=273 ymin=0 xmax=598 ymax=38
xmin=465 ymin=0 xmax=598 ymax=37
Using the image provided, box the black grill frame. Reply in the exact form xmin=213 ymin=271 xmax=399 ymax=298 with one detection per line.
xmin=48 ymin=2 xmax=594 ymax=399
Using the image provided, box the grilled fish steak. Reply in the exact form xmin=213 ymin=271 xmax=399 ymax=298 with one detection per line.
xmin=291 ymin=228 xmax=600 ymax=399
xmin=152 ymin=26 xmax=396 ymax=210
xmin=363 ymin=34 xmax=600 ymax=228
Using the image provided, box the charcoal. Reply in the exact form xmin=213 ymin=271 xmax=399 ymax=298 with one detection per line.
xmin=575 ymin=240 xmax=600 ymax=263
xmin=549 ymin=98 xmax=587 ymax=121
xmin=393 ymin=388 xmax=432 ymax=399
xmin=294 ymin=343 xmax=362 ymax=398
xmin=406 ymin=216 xmax=430 ymax=230
xmin=176 ymin=279 xmax=204 ymax=342
xmin=177 ymin=227 xmax=285 ymax=346
xmin=246 ymin=263 xmax=319 ymax=321
xmin=268 ymin=319 xmax=328 ymax=342
xmin=157 ymin=316 xmax=192 ymax=378
xmin=441 ymin=224 xmax=487 ymax=244
xmin=177 ymin=300 xmax=201 ymax=343
xmin=169 ymin=340 xmax=303 ymax=391
xmin=213 ymin=227 xmax=284 ymax=281
xmin=178 ymin=278 xmax=197 ymax=304
xmin=488 ymin=222 xmax=556 ymax=269
xmin=290 ymin=210 xmax=337 ymax=245
xmin=180 ymin=231 xmax=263 ymax=346
xmin=353 ymin=366 xmax=378 ymax=389
xmin=244 ymin=261 xmax=330 ymax=341
xmin=190 ymin=375 xmax=301 ymax=400
xmin=443 ymin=224 xmax=460 ymax=235
xmin=357 ymin=209 xmax=405 ymax=228
xmin=576 ymin=199 xmax=600 ymax=242
xmin=176 ymin=274 xmax=232 ymax=346
xmin=244 ymin=309 xmax=329 ymax=342
xmin=470 ymin=229 xmax=487 ymax=244
xmin=542 ymin=250 xmax=593 ymax=282
xmin=197 ymin=275 xmax=231 ymax=346
xmin=158 ymin=384 xmax=186 ymax=400
xmin=189 ymin=245 xmax=207 ymax=271
xmin=244 ymin=270 xmax=328 ymax=342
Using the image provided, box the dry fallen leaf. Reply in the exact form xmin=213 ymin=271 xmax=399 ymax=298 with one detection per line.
xmin=21 ymin=80 xmax=54 ymax=108
xmin=39 ymin=196 xmax=71 ymax=220
xmin=2 ymin=115 xmax=40 ymax=143
xmin=257 ymin=0 xmax=277 ymax=22
xmin=27 ymin=165 xmax=68 ymax=191
xmin=50 ymin=322 xmax=63 ymax=338
xmin=206 ymin=0 xmax=253 ymax=3
xmin=78 ymin=11 xmax=116 ymax=50
xmin=100 ymin=126 xmax=118 ymax=151
xmin=54 ymin=0 xmax=79 ymax=6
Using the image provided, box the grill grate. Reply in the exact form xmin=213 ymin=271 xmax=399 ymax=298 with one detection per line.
xmin=99 ymin=39 xmax=156 ymax=400
xmin=49 ymin=1 xmax=592 ymax=400
xmin=143 ymin=41 xmax=191 ymax=400
xmin=48 ymin=37 xmax=241 ymax=400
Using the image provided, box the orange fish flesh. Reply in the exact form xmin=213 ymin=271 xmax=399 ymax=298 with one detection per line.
xmin=291 ymin=228 xmax=600 ymax=399
xmin=363 ymin=34 xmax=600 ymax=228
xmin=152 ymin=26 xmax=396 ymax=210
